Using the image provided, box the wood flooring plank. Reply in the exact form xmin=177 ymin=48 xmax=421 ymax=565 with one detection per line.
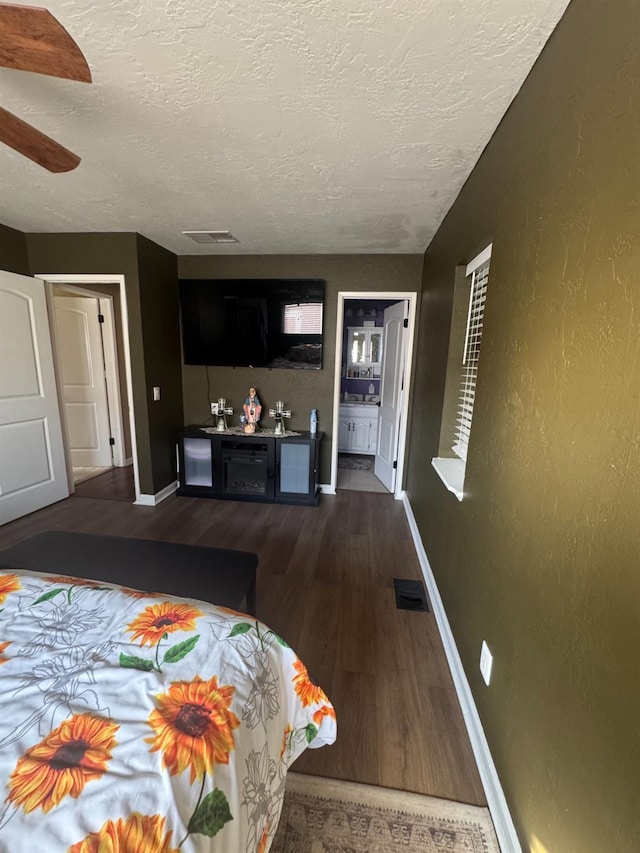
xmin=335 ymin=581 xmax=377 ymax=675
xmin=295 ymin=580 xmax=341 ymax=689
xmin=373 ymin=587 xmax=422 ymax=675
xmin=258 ymin=506 xmax=319 ymax=579
xmin=283 ymin=524 xmax=327 ymax=585
xmin=294 ymin=669 xmax=378 ymax=785
xmin=258 ymin=571 xmax=308 ymax=652
xmin=425 ymin=685 xmax=487 ymax=805
xmin=346 ymin=532 xmax=375 ymax=589
xmin=375 ymin=666 xmax=438 ymax=794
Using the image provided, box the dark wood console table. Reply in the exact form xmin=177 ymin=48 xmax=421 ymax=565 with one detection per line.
xmin=177 ymin=426 xmax=322 ymax=506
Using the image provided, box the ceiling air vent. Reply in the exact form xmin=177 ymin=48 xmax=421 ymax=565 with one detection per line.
xmin=182 ymin=230 xmax=239 ymax=244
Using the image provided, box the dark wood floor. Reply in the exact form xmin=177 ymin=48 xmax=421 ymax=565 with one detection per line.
xmin=73 ymin=466 xmax=136 ymax=502
xmin=0 ymin=469 xmax=485 ymax=806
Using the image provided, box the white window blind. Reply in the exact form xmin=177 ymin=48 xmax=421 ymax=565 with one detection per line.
xmin=452 ymin=248 xmax=491 ymax=462
xmin=283 ymin=302 xmax=323 ymax=334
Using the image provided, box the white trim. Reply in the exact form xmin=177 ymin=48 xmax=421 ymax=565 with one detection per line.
xmin=36 ymin=274 xmax=142 ymax=503
xmin=134 ymin=480 xmax=178 ymax=506
xmin=319 ymin=483 xmax=336 ymax=495
xmin=331 ymin=291 xmax=417 ymax=498
xmin=431 ymin=457 xmax=465 ymax=501
xmin=402 ymin=493 xmax=522 ymax=853
xmin=330 ymin=296 xmax=346 ymax=492
xmin=97 ymin=297 xmax=126 ymax=467
xmin=44 ymin=289 xmax=76 ymax=493
xmin=466 ymin=243 xmax=493 ymax=276
xmin=394 ymin=297 xmax=416 ymax=498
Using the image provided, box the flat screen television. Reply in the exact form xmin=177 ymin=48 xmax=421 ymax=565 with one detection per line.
xmin=179 ymin=279 xmax=325 ymax=369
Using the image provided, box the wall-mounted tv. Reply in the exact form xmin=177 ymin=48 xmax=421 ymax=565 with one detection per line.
xmin=179 ymin=279 xmax=325 ymax=369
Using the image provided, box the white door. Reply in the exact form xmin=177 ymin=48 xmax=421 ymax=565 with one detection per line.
xmin=375 ymin=301 xmax=407 ymax=492
xmin=54 ymin=296 xmax=113 ymax=468
xmin=0 ymin=270 xmax=69 ymax=524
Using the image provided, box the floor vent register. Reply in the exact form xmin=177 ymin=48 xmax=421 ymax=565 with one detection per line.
xmin=393 ymin=578 xmax=429 ymax=611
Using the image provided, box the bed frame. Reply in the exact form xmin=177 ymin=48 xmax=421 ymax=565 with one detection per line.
xmin=0 ymin=531 xmax=257 ymax=614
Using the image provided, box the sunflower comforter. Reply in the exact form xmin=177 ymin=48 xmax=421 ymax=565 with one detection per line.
xmin=0 ymin=569 xmax=336 ymax=852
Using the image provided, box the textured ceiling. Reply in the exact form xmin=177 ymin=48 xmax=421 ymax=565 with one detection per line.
xmin=0 ymin=0 xmax=570 ymax=254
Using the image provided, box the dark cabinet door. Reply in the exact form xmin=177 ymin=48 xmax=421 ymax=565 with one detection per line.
xmin=275 ymin=434 xmax=321 ymax=505
xmin=177 ymin=432 xmax=217 ymax=496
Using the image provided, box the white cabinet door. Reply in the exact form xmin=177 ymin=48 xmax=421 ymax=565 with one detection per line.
xmin=347 ymin=328 xmax=368 ymax=366
xmin=347 ymin=327 xmax=384 ymax=378
xmin=351 ymin=419 xmax=371 ymax=453
xmin=369 ymin=417 xmax=379 ymax=454
xmin=368 ymin=330 xmax=383 ymax=374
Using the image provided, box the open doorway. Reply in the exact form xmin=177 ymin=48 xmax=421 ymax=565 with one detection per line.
xmin=331 ymin=291 xmax=417 ymax=497
xmin=42 ymin=276 xmax=139 ymax=503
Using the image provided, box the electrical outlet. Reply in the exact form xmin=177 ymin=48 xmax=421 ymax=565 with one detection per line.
xmin=480 ymin=641 xmax=493 ymax=686
xmin=211 ymin=402 xmax=216 ymax=414
xmin=152 ymin=386 xmax=161 ymax=401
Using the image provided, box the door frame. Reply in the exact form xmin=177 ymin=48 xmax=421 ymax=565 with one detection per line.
xmin=38 ymin=274 xmax=141 ymax=503
xmin=330 ymin=291 xmax=417 ymax=499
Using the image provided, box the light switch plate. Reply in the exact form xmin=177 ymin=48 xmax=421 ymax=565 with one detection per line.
xmin=153 ymin=386 xmax=161 ymax=401
xmin=480 ymin=640 xmax=493 ymax=686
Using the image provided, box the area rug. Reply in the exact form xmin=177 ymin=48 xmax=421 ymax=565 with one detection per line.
xmin=338 ymin=454 xmax=374 ymax=470
xmin=271 ymin=773 xmax=500 ymax=853
xmin=73 ymin=466 xmax=112 ymax=485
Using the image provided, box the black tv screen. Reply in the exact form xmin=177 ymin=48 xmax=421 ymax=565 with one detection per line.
xmin=179 ymin=279 xmax=324 ymax=369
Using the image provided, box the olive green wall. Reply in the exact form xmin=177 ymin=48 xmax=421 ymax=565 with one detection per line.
xmin=407 ymin=2 xmax=640 ymax=851
xmin=136 ymin=234 xmax=183 ymax=491
xmin=24 ymin=233 xmax=173 ymax=495
xmin=0 ymin=222 xmax=29 ymax=274
xmin=178 ymin=254 xmax=423 ymax=483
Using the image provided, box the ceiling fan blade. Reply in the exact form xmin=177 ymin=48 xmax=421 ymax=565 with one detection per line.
xmin=0 ymin=106 xmax=80 ymax=172
xmin=0 ymin=3 xmax=91 ymax=83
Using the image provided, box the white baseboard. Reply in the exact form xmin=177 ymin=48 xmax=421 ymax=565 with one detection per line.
xmin=402 ymin=494 xmax=522 ymax=853
xmin=319 ymin=483 xmax=336 ymax=495
xmin=134 ymin=480 xmax=178 ymax=507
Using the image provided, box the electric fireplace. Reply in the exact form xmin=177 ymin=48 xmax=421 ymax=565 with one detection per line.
xmin=221 ymin=440 xmax=274 ymax=501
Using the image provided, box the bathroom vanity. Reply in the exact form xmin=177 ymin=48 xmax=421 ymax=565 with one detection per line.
xmin=338 ymin=402 xmax=379 ymax=454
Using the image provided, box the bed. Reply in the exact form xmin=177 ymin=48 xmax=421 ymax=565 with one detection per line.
xmin=0 ymin=537 xmax=336 ymax=852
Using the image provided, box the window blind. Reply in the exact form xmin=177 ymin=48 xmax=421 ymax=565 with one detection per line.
xmin=452 ymin=255 xmax=490 ymax=462
xmin=283 ymin=302 xmax=323 ymax=334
